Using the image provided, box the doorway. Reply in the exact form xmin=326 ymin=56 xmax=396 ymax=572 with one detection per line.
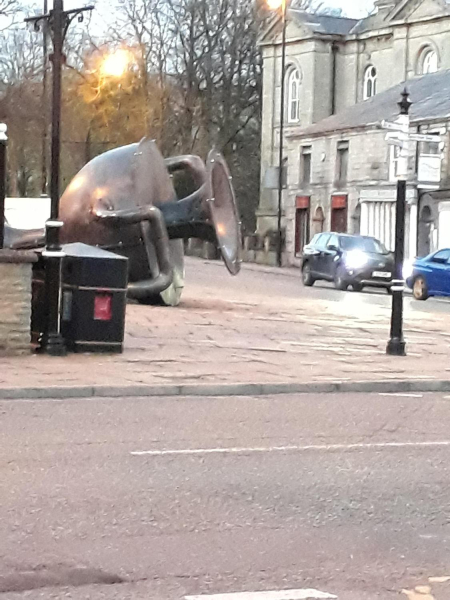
xmin=418 ymin=202 xmax=437 ymax=257
xmin=294 ymin=196 xmax=310 ymax=255
xmin=295 ymin=209 xmax=309 ymax=255
xmin=331 ymin=195 xmax=348 ymax=233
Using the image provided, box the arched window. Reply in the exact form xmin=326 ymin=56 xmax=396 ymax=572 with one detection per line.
xmin=287 ymin=68 xmax=301 ymax=124
xmin=418 ymin=48 xmax=438 ymax=74
xmin=363 ymin=66 xmax=377 ymax=100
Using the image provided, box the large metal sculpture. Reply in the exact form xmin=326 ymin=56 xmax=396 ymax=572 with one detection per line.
xmin=6 ymin=138 xmax=241 ymax=306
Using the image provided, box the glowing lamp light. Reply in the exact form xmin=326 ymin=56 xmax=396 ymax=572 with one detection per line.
xmin=267 ymin=0 xmax=283 ymax=9
xmin=101 ymin=49 xmax=131 ymax=78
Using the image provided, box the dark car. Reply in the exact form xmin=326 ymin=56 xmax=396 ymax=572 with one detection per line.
xmin=405 ymin=248 xmax=450 ymax=300
xmin=301 ymin=232 xmax=394 ymax=292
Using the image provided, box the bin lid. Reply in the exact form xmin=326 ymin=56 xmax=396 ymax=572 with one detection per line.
xmin=62 ymin=243 xmax=128 ymax=261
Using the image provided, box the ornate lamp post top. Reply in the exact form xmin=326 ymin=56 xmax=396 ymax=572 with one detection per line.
xmin=398 ymin=88 xmax=412 ymax=115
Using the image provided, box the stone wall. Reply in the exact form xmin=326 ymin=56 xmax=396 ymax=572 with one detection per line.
xmin=0 ymin=250 xmax=37 ymax=355
xmin=185 ymin=233 xmax=284 ymax=267
xmin=184 ymin=239 xmax=220 ymax=260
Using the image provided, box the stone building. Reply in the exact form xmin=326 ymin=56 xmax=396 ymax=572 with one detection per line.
xmin=257 ymin=0 xmax=450 ymax=265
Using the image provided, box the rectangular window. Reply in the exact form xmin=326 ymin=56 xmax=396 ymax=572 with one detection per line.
xmin=300 ymin=146 xmax=312 ymax=185
xmin=420 ymin=140 xmax=440 ymax=156
xmin=336 ymin=141 xmax=349 ymax=184
xmin=418 ymin=135 xmax=441 ymax=183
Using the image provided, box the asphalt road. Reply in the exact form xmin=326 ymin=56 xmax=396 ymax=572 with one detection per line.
xmin=1 ymin=392 xmax=450 ymax=599
xmin=186 ymin=259 xmax=450 ymax=316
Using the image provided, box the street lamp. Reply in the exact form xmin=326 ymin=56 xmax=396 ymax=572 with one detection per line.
xmin=83 ymin=48 xmax=133 ymax=164
xmin=268 ymin=0 xmax=287 ymax=268
xmin=100 ymin=49 xmax=133 ymax=79
xmin=26 ymin=0 xmax=93 ymax=356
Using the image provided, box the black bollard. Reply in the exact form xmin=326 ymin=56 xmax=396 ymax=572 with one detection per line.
xmin=37 ymin=220 xmax=66 ymax=355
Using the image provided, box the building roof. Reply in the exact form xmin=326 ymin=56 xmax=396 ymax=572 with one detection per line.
xmin=294 ymin=68 xmax=450 ymax=138
xmin=261 ymin=1 xmax=450 ymax=46
xmin=350 ymin=0 xmax=450 ymax=34
xmin=290 ymin=10 xmax=359 ymax=35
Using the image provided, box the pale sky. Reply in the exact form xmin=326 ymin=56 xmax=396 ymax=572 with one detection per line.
xmin=322 ymin=0 xmax=375 ymax=17
xmin=60 ymin=0 xmax=378 ymax=41
xmin=57 ymin=0 xmax=377 ymax=20
xmin=61 ymin=0 xmax=376 ymax=19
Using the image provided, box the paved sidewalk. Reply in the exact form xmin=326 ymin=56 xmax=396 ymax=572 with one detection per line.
xmin=1 ymin=258 xmax=450 ymax=398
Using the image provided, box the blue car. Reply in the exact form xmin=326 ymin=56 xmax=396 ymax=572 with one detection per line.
xmin=406 ymin=249 xmax=450 ymax=300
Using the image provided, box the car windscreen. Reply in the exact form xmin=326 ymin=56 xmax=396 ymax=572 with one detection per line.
xmin=340 ymin=237 xmax=388 ymax=254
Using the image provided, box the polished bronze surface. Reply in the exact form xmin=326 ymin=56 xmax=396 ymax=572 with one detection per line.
xmin=7 ymin=139 xmax=241 ymax=305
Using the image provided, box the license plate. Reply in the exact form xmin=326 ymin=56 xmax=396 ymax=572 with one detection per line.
xmin=372 ymin=271 xmax=391 ymax=279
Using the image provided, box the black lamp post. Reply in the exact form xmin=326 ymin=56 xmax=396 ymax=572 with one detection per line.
xmin=41 ymin=0 xmax=48 ymax=195
xmin=0 ymin=124 xmax=7 ymax=250
xmin=26 ymin=0 xmax=93 ymax=356
xmin=386 ymin=89 xmax=412 ymax=357
xmin=276 ymin=0 xmax=287 ymax=268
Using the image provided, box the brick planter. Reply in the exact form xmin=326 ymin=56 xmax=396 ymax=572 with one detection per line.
xmin=0 ymin=249 xmax=37 ymax=355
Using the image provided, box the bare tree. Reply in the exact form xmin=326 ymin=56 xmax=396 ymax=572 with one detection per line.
xmin=0 ymin=27 xmax=43 ymax=84
xmin=0 ymin=0 xmax=339 ymax=223
xmin=0 ymin=26 xmax=44 ymax=196
xmin=100 ymin=0 xmax=177 ymax=146
xmin=0 ymin=0 xmax=20 ymax=31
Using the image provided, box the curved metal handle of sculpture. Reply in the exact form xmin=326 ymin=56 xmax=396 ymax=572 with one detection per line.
xmin=92 ymin=204 xmax=174 ymax=300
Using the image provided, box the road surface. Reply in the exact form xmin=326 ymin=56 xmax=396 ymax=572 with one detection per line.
xmin=186 ymin=258 xmax=450 ymax=316
xmin=1 ymin=391 xmax=450 ymax=599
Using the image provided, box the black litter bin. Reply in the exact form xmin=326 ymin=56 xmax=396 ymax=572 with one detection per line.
xmin=32 ymin=243 xmax=128 ymax=353
xmin=60 ymin=243 xmax=128 ymax=353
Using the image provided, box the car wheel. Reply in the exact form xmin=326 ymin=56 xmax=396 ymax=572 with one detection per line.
xmin=412 ymin=275 xmax=429 ymax=301
xmin=302 ymin=263 xmax=315 ymax=287
xmin=352 ymin=283 xmax=364 ymax=292
xmin=334 ymin=266 xmax=348 ymax=291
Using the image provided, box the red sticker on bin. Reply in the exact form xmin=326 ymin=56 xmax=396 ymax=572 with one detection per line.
xmin=94 ymin=294 xmax=112 ymax=321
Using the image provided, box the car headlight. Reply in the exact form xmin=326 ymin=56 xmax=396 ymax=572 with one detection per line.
xmin=344 ymin=250 xmax=368 ymax=270
xmin=402 ymin=260 xmax=414 ymax=280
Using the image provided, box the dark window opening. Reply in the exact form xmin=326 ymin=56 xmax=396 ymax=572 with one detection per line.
xmin=336 ymin=141 xmax=349 ymax=184
xmin=295 ymin=208 xmax=310 ymax=256
xmin=300 ymin=146 xmax=312 ymax=185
